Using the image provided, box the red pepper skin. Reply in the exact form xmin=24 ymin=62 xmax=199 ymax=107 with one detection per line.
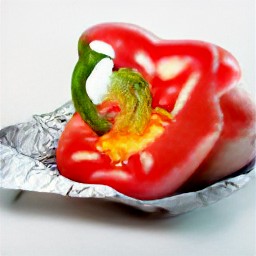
xmin=56 ymin=23 xmax=253 ymax=200
xmin=83 ymin=23 xmax=241 ymax=110
xmin=182 ymin=87 xmax=256 ymax=190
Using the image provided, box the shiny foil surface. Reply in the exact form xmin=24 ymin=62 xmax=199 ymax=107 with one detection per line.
xmin=0 ymin=102 xmax=255 ymax=214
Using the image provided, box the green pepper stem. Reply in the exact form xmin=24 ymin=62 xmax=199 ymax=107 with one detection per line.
xmin=72 ymin=39 xmax=111 ymax=135
xmin=72 ymin=39 xmax=152 ymax=136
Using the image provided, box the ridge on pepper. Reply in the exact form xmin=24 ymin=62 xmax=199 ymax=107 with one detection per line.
xmin=56 ymin=23 xmax=256 ymax=200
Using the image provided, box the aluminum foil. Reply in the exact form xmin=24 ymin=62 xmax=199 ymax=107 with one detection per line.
xmin=0 ymin=101 xmax=255 ymax=214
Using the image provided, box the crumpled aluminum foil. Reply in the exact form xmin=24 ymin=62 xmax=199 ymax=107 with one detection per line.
xmin=0 ymin=101 xmax=255 ymax=214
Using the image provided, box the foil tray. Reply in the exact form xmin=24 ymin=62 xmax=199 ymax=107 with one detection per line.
xmin=0 ymin=102 xmax=255 ymax=214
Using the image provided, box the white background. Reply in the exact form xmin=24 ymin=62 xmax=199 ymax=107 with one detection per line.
xmin=0 ymin=0 xmax=255 ymax=255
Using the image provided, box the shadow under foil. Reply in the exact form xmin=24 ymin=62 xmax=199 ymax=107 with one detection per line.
xmin=0 ymin=180 xmax=255 ymax=237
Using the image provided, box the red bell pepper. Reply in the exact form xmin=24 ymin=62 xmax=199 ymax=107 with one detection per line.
xmin=56 ymin=23 xmax=255 ymax=200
